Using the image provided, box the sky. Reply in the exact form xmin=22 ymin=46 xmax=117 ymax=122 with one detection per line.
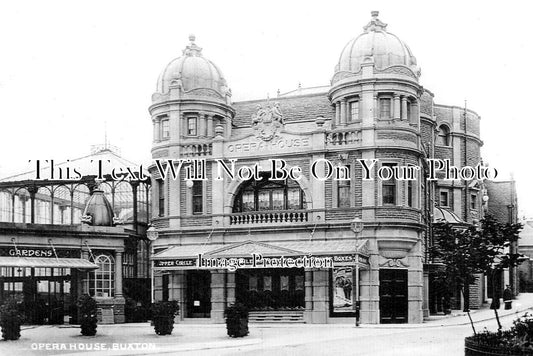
xmin=0 ymin=0 xmax=531 ymax=216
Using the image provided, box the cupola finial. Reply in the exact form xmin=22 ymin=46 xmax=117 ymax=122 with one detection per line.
xmin=364 ymin=11 xmax=387 ymax=32
xmin=183 ymin=34 xmax=202 ymax=56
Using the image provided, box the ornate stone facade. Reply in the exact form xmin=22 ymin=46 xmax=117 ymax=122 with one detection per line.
xmin=149 ymin=12 xmax=484 ymax=324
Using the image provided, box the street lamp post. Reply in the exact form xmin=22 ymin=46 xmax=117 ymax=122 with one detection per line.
xmin=147 ymin=225 xmax=159 ymax=303
xmin=351 ymin=217 xmax=364 ymax=327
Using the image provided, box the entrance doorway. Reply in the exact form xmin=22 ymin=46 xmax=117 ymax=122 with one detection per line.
xmin=379 ymin=269 xmax=408 ymax=324
xmin=236 ymin=268 xmax=305 ymax=310
xmin=0 ymin=267 xmax=75 ymax=325
xmin=186 ymin=270 xmax=211 ymax=318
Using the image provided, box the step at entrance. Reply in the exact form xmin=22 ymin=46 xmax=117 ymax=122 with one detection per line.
xmin=248 ymin=310 xmax=305 ymax=323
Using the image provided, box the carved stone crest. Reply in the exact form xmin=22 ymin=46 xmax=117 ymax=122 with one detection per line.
xmin=251 ymin=102 xmax=284 ymax=141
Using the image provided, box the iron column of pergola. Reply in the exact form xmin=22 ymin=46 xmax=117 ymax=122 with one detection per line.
xmin=351 ymin=217 xmax=364 ymax=327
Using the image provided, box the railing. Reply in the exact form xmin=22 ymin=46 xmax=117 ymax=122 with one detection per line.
xmin=325 ymin=130 xmax=361 ymax=146
xmin=181 ymin=143 xmax=212 ymax=156
xmin=229 ymin=210 xmax=309 ymax=225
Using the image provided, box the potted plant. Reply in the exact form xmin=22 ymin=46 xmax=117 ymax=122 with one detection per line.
xmin=0 ymin=299 xmax=23 ymax=341
xmin=151 ymin=301 xmax=179 ymax=335
xmin=465 ymin=313 xmax=533 ymax=355
xmin=225 ymin=303 xmax=249 ymax=338
xmin=77 ymin=294 xmax=98 ymax=336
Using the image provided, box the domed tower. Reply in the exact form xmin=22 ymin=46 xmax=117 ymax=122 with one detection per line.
xmin=149 ymin=35 xmax=235 ymax=230
xmin=150 ymin=35 xmax=235 ymax=156
xmin=329 ymin=12 xmax=425 ymax=324
xmin=329 ymin=11 xmax=422 ymax=129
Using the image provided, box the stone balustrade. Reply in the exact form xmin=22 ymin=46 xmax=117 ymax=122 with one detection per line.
xmin=229 ymin=210 xmax=309 ymax=225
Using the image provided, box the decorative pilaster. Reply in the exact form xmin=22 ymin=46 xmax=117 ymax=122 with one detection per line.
xmin=373 ymin=94 xmax=378 ymax=120
xmin=304 ymin=269 xmax=313 ymax=323
xmin=210 ymin=270 xmax=226 ymax=323
xmin=394 ymin=94 xmax=401 ymax=120
xmin=311 ymin=270 xmax=328 ymax=323
xmin=115 ymin=250 xmax=123 ymax=298
xmin=226 ymin=271 xmax=236 ymax=306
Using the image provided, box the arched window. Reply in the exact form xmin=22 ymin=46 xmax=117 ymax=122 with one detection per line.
xmin=232 ymin=177 xmax=306 ymax=213
xmin=89 ymin=254 xmax=115 ymax=298
xmin=437 ymin=125 xmax=450 ymax=146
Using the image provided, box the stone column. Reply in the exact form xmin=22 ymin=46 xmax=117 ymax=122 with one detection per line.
xmin=411 ymin=100 xmax=420 ymax=126
xmin=393 ymin=94 xmax=401 ymax=120
xmin=401 ymin=97 xmax=408 ymax=121
xmin=207 ymin=115 xmax=214 ymax=137
xmin=153 ymin=118 xmax=159 ymax=142
xmin=304 ymin=269 xmax=313 ymax=323
xmin=115 ymin=250 xmax=123 ymax=298
xmin=199 ymin=112 xmax=207 ymax=138
xmin=340 ymin=100 xmax=347 ymax=126
xmin=335 ymin=101 xmax=340 ymax=127
xmin=211 ymin=270 xmax=226 ymax=323
xmin=225 ymin=118 xmax=232 ymax=138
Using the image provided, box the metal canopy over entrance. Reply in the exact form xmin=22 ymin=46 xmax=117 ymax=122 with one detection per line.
xmin=0 ymin=257 xmax=98 ymax=269
xmin=152 ymin=239 xmax=370 ymax=271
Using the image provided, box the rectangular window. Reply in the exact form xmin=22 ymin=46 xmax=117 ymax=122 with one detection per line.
xmin=380 ymin=98 xmax=392 ymax=119
xmin=272 ymin=189 xmax=284 ymax=210
xmin=406 ymin=102 xmax=411 ymax=121
xmin=242 ymin=190 xmax=255 ymax=212
xmin=192 ymin=181 xmax=203 ymax=214
xmin=471 ymin=194 xmax=477 ymax=210
xmin=287 ymin=188 xmax=301 ymax=210
xmin=161 ymin=119 xmax=170 ymax=139
xmin=187 ymin=117 xmax=197 ymax=136
xmin=337 ymin=165 xmax=351 ymax=208
xmin=350 ymin=100 xmax=360 ymax=122
xmin=439 ymin=190 xmax=449 ymax=207
xmin=382 ymin=163 xmax=396 ymax=205
xmin=158 ymin=179 xmax=165 ymax=216
xmin=258 ymin=191 xmax=270 ymax=210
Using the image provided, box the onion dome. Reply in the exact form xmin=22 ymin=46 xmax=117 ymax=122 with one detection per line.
xmin=334 ymin=11 xmax=419 ymax=78
xmin=81 ymin=190 xmax=114 ymax=226
xmin=155 ymin=35 xmax=230 ymax=98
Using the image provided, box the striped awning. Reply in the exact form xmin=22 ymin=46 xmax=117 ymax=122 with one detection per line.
xmin=0 ymin=257 xmax=98 ymax=269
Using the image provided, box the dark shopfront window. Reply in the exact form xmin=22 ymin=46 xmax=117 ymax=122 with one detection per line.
xmin=0 ymin=267 xmax=77 ymax=325
xmin=233 ymin=177 xmax=306 ymax=213
xmin=236 ymin=268 xmax=305 ymax=311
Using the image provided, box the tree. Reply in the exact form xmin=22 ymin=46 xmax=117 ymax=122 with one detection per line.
xmin=430 ymin=215 xmax=523 ymax=328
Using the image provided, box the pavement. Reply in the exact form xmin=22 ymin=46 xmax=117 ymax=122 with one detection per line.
xmin=2 ymin=293 xmax=533 ymax=356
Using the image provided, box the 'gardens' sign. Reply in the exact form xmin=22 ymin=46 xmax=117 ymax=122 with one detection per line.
xmin=0 ymin=247 xmax=80 ymax=259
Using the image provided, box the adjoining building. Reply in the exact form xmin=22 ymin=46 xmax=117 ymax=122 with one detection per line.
xmin=0 ymin=148 xmax=151 ymax=324
xmin=485 ymin=179 xmax=519 ymax=298
xmin=148 ymin=11 xmax=486 ymax=324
